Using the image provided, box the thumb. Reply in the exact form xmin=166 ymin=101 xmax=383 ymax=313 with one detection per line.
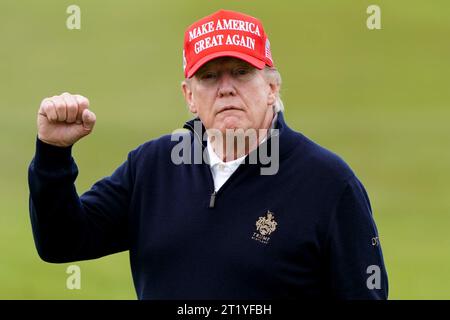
xmin=81 ymin=109 xmax=96 ymax=131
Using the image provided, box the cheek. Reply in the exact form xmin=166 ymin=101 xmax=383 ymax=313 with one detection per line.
xmin=194 ymin=90 xmax=217 ymax=124
xmin=244 ymin=86 xmax=271 ymax=112
xmin=194 ymin=89 xmax=211 ymax=111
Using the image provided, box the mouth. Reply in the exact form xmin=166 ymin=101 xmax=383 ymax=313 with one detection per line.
xmin=216 ymin=105 xmax=243 ymax=115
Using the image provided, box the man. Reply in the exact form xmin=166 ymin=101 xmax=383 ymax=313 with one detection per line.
xmin=28 ymin=9 xmax=388 ymax=299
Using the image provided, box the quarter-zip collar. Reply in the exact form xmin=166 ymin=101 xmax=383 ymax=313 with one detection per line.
xmin=182 ymin=111 xmax=299 ymax=162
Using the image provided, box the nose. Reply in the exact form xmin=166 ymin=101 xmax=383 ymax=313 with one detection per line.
xmin=217 ymin=73 xmax=236 ymax=97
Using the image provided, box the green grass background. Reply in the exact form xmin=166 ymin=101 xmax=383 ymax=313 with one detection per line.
xmin=1 ymin=0 xmax=449 ymax=299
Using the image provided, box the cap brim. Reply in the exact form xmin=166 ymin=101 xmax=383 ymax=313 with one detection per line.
xmin=187 ymin=51 xmax=266 ymax=78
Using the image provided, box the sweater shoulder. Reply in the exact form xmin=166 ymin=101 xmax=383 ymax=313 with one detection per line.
xmin=128 ymin=131 xmax=191 ymax=163
xmin=133 ymin=133 xmax=179 ymax=152
xmin=292 ymin=132 xmax=356 ymax=184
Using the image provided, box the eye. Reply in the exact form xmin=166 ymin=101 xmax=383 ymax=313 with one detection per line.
xmin=235 ymin=68 xmax=249 ymax=75
xmin=200 ymin=72 xmax=217 ymax=80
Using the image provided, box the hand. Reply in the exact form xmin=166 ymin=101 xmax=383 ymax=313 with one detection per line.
xmin=37 ymin=92 xmax=96 ymax=147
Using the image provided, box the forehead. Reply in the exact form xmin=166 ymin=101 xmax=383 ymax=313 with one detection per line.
xmin=196 ymin=57 xmax=254 ymax=73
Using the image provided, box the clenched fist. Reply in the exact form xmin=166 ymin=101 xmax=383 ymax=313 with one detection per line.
xmin=37 ymin=92 xmax=96 ymax=147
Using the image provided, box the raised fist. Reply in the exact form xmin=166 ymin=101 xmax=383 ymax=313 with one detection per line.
xmin=37 ymin=92 xmax=96 ymax=147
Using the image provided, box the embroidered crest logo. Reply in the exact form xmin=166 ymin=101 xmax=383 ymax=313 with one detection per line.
xmin=252 ymin=210 xmax=277 ymax=244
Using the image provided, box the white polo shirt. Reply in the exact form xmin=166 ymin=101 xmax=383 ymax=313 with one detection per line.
xmin=206 ymin=114 xmax=277 ymax=192
xmin=207 ymin=142 xmax=246 ymax=192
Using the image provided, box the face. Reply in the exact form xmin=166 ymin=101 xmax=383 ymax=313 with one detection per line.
xmin=182 ymin=57 xmax=278 ymax=134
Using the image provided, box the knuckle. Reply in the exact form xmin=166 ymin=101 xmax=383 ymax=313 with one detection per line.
xmin=67 ymin=102 xmax=77 ymax=110
xmin=50 ymin=98 xmax=60 ymax=107
xmin=63 ymin=95 xmax=75 ymax=105
xmin=74 ymin=94 xmax=89 ymax=107
xmin=40 ymin=98 xmax=51 ymax=108
xmin=41 ymin=103 xmax=49 ymax=113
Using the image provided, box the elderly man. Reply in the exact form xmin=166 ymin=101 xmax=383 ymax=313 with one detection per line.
xmin=28 ymin=9 xmax=388 ymax=299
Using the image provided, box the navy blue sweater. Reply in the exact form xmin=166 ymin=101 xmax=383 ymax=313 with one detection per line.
xmin=28 ymin=112 xmax=388 ymax=299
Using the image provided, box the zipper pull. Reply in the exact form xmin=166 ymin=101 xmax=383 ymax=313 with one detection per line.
xmin=209 ymin=191 xmax=217 ymax=208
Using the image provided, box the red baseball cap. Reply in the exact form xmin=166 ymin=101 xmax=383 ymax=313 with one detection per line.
xmin=183 ymin=9 xmax=274 ymax=78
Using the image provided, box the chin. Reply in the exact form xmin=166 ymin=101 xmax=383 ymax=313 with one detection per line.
xmin=221 ymin=117 xmax=245 ymax=131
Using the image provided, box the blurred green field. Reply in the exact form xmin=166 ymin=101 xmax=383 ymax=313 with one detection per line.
xmin=1 ymin=0 xmax=449 ymax=299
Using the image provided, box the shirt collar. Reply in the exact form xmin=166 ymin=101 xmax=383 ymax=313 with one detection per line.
xmin=207 ymin=138 xmax=246 ymax=169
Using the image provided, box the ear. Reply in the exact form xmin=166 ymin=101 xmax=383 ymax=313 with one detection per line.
xmin=181 ymin=80 xmax=197 ymax=114
xmin=267 ymin=81 xmax=279 ymax=107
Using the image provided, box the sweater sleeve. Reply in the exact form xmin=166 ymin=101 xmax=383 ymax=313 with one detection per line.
xmin=325 ymin=175 xmax=389 ymax=299
xmin=28 ymin=137 xmax=133 ymax=263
